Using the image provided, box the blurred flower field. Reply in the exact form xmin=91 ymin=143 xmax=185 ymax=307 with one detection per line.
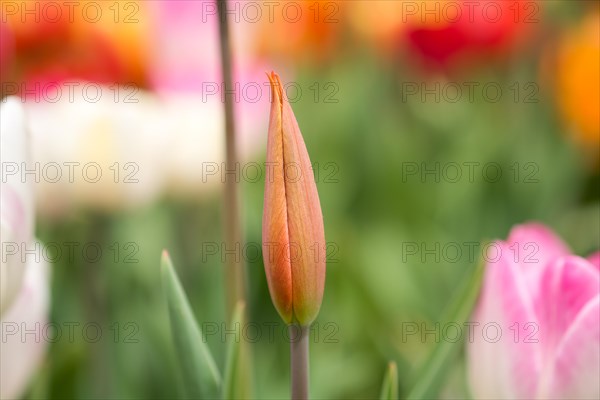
xmin=0 ymin=1 xmax=599 ymax=399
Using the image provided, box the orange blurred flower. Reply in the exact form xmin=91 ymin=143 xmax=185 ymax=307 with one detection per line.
xmin=253 ymin=0 xmax=342 ymax=64
xmin=2 ymin=0 xmax=150 ymax=96
xmin=553 ymin=13 xmax=600 ymax=149
xmin=0 ymin=20 xmax=14 ymax=82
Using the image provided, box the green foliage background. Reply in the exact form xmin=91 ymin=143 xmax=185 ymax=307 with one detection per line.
xmin=30 ymin=2 xmax=599 ymax=399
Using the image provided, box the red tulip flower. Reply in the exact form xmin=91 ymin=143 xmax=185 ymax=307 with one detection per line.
xmin=405 ymin=0 xmax=538 ymax=72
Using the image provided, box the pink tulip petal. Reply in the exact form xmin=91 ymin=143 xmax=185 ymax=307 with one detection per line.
xmin=541 ymin=296 xmax=600 ymax=399
xmin=537 ymin=256 xmax=599 ymax=349
xmin=508 ymin=223 xmax=571 ymax=267
xmin=507 ymin=223 xmax=571 ymax=301
xmin=587 ymin=251 xmax=600 ymax=271
xmin=470 ymin=223 xmax=599 ymax=399
xmin=468 ymin=242 xmax=541 ymax=399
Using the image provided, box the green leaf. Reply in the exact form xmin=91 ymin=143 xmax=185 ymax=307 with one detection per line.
xmin=222 ymin=301 xmax=252 ymax=399
xmin=161 ymin=250 xmax=221 ymax=399
xmin=405 ymin=260 xmax=485 ymax=399
xmin=379 ymin=361 xmax=398 ymax=400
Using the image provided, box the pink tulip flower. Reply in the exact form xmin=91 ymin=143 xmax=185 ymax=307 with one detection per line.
xmin=468 ymin=223 xmax=599 ymax=399
xmin=1 ymin=97 xmax=51 ymax=399
xmin=148 ymin=0 xmax=269 ymax=167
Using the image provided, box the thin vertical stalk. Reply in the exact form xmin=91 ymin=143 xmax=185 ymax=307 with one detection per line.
xmin=216 ymin=4 xmax=253 ymax=398
xmin=216 ymin=0 xmax=245 ymax=317
xmin=84 ymin=216 xmax=111 ymax=397
xmin=290 ymin=324 xmax=310 ymax=400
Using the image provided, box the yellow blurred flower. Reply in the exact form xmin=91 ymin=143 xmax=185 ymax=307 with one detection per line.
xmin=346 ymin=0 xmax=407 ymax=55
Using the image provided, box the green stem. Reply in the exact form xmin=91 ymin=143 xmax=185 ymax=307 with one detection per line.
xmin=216 ymin=0 xmax=245 ymax=318
xmin=290 ymin=324 xmax=310 ymax=400
xmin=84 ymin=216 xmax=111 ymax=397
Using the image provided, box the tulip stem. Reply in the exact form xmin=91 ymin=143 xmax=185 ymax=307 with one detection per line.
xmin=216 ymin=0 xmax=245 ymax=317
xmin=290 ymin=324 xmax=310 ymax=400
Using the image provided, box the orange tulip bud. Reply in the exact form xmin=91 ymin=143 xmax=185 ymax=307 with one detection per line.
xmin=262 ymin=71 xmax=326 ymax=326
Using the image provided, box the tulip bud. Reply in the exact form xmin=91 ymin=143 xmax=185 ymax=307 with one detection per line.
xmin=262 ymin=71 xmax=325 ymax=326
